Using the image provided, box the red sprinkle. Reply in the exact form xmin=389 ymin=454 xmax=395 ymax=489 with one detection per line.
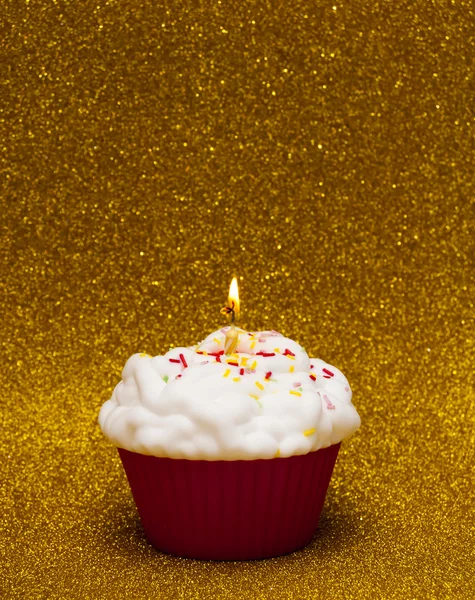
xmin=265 ymin=371 xmax=272 ymax=379
xmin=310 ymin=365 xmax=314 ymax=369
xmin=322 ymin=368 xmax=334 ymax=376
xmin=196 ymin=351 xmax=204 ymax=355
xmin=208 ymin=350 xmax=224 ymax=357
xmin=215 ymin=355 xmax=221 ymax=363
xmin=240 ymin=368 xmax=245 ymax=376
xmin=256 ymin=352 xmax=276 ymax=357
xmin=227 ymin=361 xmax=239 ymax=367
xmin=169 ymin=358 xmax=181 ymax=363
xmin=283 ymin=348 xmax=295 ymax=356
xmin=323 ymin=375 xmax=331 ymax=379
xmin=176 ymin=374 xmax=182 ymax=379
xmin=309 ymin=374 xmax=316 ymax=381
xmin=179 ymin=353 xmax=188 ymax=368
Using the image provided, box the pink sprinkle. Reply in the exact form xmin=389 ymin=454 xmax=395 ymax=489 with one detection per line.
xmin=169 ymin=358 xmax=180 ymax=363
xmin=258 ymin=337 xmax=267 ymax=343
xmin=293 ymin=382 xmax=301 ymax=388
xmin=179 ymin=353 xmax=188 ymax=368
xmin=323 ymin=394 xmax=335 ymax=410
xmin=322 ymin=368 xmax=334 ymax=377
xmin=345 ymin=386 xmax=349 ymax=392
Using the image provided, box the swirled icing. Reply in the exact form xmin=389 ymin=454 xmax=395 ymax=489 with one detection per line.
xmin=99 ymin=328 xmax=361 ymax=460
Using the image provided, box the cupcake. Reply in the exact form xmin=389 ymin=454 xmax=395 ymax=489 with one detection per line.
xmin=99 ymin=328 xmax=361 ymax=560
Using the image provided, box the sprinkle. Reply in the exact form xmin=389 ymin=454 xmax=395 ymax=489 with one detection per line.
xmin=269 ymin=378 xmax=278 ymax=382
xmin=241 ymin=357 xmax=249 ymax=366
xmin=323 ymin=394 xmax=336 ymax=409
xmin=304 ymin=428 xmax=316 ymax=437
xmin=289 ymin=390 xmax=301 ymax=397
xmin=283 ymin=348 xmax=296 ymax=356
xmin=256 ymin=351 xmax=276 ymax=357
xmin=289 ymin=366 xmax=295 ymax=373
xmin=250 ymin=341 xmax=256 ymax=349
xmin=250 ymin=360 xmax=257 ymax=370
xmin=196 ymin=350 xmax=204 ymax=355
xmin=249 ymin=394 xmax=259 ymax=400
xmin=176 ymin=374 xmax=182 ymax=379
xmin=255 ymin=381 xmax=265 ymax=391
xmin=345 ymin=386 xmax=349 ymax=392
xmin=293 ymin=382 xmax=301 ymax=387
xmin=213 ymin=337 xmax=221 ymax=344
xmin=265 ymin=371 xmax=272 ymax=380
xmin=274 ymin=448 xmax=281 ymax=458
xmin=223 ymin=369 xmax=231 ymax=378
xmin=233 ymin=377 xmax=240 ymax=382
xmin=274 ymin=348 xmax=281 ymax=353
xmin=309 ymin=374 xmax=316 ymax=381
xmin=286 ymin=355 xmax=295 ymax=360
xmin=163 ymin=375 xmax=169 ymax=383
xmin=139 ymin=352 xmax=149 ymax=358
xmin=323 ymin=375 xmax=331 ymax=379
xmin=215 ymin=355 xmax=221 ymax=363
xmin=310 ymin=364 xmax=314 ymax=369
xmin=168 ymin=358 xmax=180 ymax=363
xmin=240 ymin=368 xmax=245 ymax=375
xmin=208 ymin=351 xmax=224 ymax=357
xmin=322 ymin=368 xmax=334 ymax=377
xmin=179 ymin=353 xmax=188 ymax=368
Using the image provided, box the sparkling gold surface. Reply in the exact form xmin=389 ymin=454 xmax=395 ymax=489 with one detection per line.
xmin=2 ymin=1 xmax=474 ymax=598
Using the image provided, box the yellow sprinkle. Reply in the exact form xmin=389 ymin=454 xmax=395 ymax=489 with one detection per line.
xmin=289 ymin=390 xmax=302 ymax=397
xmin=289 ymin=366 xmax=295 ymax=373
xmin=233 ymin=377 xmax=240 ymax=382
xmin=223 ymin=369 xmax=231 ymax=378
xmin=139 ymin=352 xmax=149 ymax=358
xmin=250 ymin=341 xmax=256 ymax=349
xmin=304 ymin=428 xmax=316 ymax=437
xmin=249 ymin=394 xmax=259 ymax=400
xmin=241 ymin=357 xmax=249 ymax=366
xmin=287 ymin=355 xmax=295 ymax=360
xmin=274 ymin=448 xmax=281 ymax=458
xmin=250 ymin=360 xmax=257 ymax=370
xmin=255 ymin=381 xmax=265 ymax=391
xmin=213 ymin=337 xmax=221 ymax=344
xmin=274 ymin=348 xmax=280 ymax=353
xmin=231 ymin=353 xmax=239 ymax=359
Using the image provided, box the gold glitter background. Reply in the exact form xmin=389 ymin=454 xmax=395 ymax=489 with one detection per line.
xmin=2 ymin=0 xmax=474 ymax=598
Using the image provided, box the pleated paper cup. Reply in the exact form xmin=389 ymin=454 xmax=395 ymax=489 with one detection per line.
xmin=118 ymin=443 xmax=340 ymax=560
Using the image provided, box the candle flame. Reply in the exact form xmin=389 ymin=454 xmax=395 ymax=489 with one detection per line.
xmin=228 ymin=277 xmax=240 ymax=318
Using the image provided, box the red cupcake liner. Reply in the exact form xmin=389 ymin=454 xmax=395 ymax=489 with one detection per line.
xmin=118 ymin=443 xmax=340 ymax=560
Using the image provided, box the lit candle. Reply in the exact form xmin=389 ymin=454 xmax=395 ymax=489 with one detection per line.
xmin=221 ymin=277 xmax=240 ymax=355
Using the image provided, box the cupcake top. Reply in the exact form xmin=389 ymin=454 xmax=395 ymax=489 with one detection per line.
xmin=99 ymin=328 xmax=361 ymax=461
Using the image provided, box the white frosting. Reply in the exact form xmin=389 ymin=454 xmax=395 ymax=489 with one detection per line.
xmin=99 ymin=328 xmax=361 ymax=460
